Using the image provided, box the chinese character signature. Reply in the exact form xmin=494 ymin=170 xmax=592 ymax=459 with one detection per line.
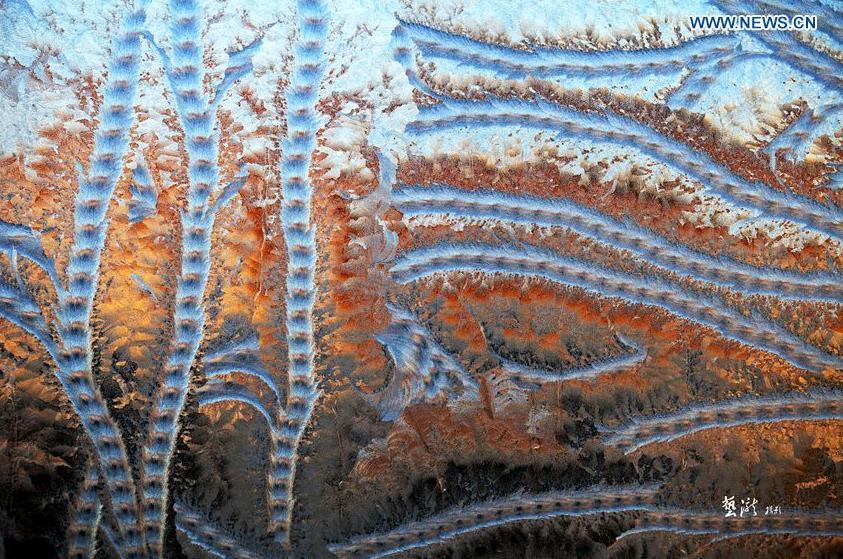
xmin=740 ymin=497 xmax=757 ymax=517
xmin=764 ymin=505 xmax=782 ymax=515
xmin=723 ymin=496 xmax=781 ymax=518
xmin=722 ymin=495 xmax=736 ymax=517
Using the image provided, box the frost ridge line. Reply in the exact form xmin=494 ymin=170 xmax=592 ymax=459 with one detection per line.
xmin=709 ymin=0 xmax=843 ymax=91
xmin=391 ymin=30 xmax=843 ymax=239
xmin=274 ymin=0 xmax=330 ymax=543
xmin=405 ymin=98 xmax=843 ymax=241
xmin=174 ymin=503 xmax=267 ymax=559
xmin=396 ymin=17 xmax=741 ymax=78
xmin=391 ymin=243 xmax=843 ymax=373
xmin=393 ymin=185 xmax=843 ymax=303
xmin=54 ymin=1 xmax=150 ymax=555
xmin=66 ymin=459 xmax=103 ymax=559
xmin=495 ymin=333 xmax=646 ymax=387
xmin=599 ymin=389 xmax=843 ymax=453
xmin=140 ymin=0 xmax=259 ymax=554
xmin=329 ymin=485 xmax=660 ymax=559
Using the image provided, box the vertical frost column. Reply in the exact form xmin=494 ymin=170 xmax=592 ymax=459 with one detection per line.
xmin=141 ymin=0 xmax=218 ymax=555
xmin=58 ymin=4 xmax=148 ymax=557
xmin=271 ymin=0 xmax=329 ymax=543
xmin=66 ymin=461 xmax=102 ymax=559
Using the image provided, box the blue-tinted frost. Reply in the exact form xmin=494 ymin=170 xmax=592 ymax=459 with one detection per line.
xmin=600 ymin=390 xmax=843 ymax=453
xmin=394 ymin=185 xmax=843 ymax=302
xmin=391 ymin=243 xmax=843 ymax=373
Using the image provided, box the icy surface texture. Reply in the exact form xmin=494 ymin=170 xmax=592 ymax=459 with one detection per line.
xmin=0 ymin=0 xmax=841 ymax=558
